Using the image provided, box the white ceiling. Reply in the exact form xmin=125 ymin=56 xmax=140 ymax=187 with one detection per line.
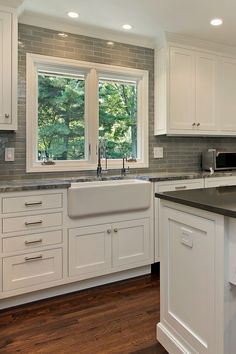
xmin=18 ymin=0 xmax=236 ymax=48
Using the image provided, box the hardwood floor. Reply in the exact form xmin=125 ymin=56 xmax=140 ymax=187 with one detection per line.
xmin=0 ymin=274 xmax=168 ymax=354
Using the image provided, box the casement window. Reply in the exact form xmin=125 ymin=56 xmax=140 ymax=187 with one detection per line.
xmin=26 ymin=53 xmax=149 ymax=172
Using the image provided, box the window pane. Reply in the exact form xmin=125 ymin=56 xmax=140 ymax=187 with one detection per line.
xmin=37 ymin=72 xmax=85 ymax=161
xmin=99 ymin=78 xmax=137 ymax=159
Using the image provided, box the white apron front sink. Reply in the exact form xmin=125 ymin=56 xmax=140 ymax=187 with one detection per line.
xmin=68 ymin=179 xmax=151 ymax=218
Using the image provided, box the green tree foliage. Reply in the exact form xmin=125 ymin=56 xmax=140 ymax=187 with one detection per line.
xmin=38 ymin=74 xmax=137 ymax=161
xmin=99 ymin=80 xmax=137 ymax=159
xmin=38 ymin=74 xmax=85 ymax=160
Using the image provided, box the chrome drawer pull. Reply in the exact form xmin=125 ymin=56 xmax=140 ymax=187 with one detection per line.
xmin=25 ymin=201 xmax=43 ymax=206
xmin=25 ymin=220 xmax=43 ymax=226
xmin=175 ymin=186 xmax=187 ymax=190
xmin=25 ymin=255 xmax=43 ymax=262
xmin=25 ymin=239 xmax=43 ymax=245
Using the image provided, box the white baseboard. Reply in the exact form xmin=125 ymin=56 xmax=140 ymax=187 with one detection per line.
xmin=157 ymin=322 xmax=191 ymax=354
xmin=0 ymin=265 xmax=151 ymax=310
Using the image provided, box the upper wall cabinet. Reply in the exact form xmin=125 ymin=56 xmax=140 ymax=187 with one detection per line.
xmin=155 ymin=45 xmax=218 ymax=136
xmin=219 ymin=56 xmax=236 ymax=132
xmin=0 ymin=6 xmax=17 ymax=130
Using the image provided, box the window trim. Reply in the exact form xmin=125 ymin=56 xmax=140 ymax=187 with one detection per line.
xmin=26 ymin=53 xmax=149 ymax=172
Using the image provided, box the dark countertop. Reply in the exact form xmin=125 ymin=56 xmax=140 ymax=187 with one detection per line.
xmin=156 ymin=186 xmax=236 ymax=218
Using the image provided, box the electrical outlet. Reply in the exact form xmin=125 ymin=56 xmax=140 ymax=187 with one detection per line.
xmin=154 ymin=147 xmax=163 ymax=159
xmin=5 ymin=147 xmax=15 ymax=162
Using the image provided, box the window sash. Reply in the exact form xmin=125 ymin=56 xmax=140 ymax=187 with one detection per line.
xmin=26 ymin=53 xmax=149 ymax=172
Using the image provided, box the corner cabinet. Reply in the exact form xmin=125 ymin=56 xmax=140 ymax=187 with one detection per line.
xmin=0 ymin=6 xmax=17 ymax=130
xmin=155 ymin=45 xmax=218 ymax=135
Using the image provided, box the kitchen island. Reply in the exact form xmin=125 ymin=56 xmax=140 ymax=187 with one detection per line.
xmin=155 ymin=186 xmax=236 ymax=354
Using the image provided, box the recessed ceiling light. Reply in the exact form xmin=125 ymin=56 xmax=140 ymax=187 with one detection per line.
xmin=122 ymin=24 xmax=132 ymax=30
xmin=58 ymin=33 xmax=68 ymax=38
xmin=107 ymin=41 xmax=114 ymax=46
xmin=210 ymin=18 xmax=223 ymax=26
xmin=67 ymin=11 xmax=79 ymax=18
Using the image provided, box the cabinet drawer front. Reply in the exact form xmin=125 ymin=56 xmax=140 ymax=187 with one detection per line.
xmin=2 ymin=193 xmax=62 ymax=214
xmin=3 ymin=248 xmax=62 ymax=291
xmin=2 ymin=230 xmax=63 ymax=253
xmin=158 ymin=181 xmax=203 ymax=193
xmin=2 ymin=213 xmax=62 ymax=234
xmin=204 ymin=178 xmax=236 ymax=188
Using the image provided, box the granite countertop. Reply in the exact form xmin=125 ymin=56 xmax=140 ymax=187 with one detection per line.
xmin=1 ymin=170 xmax=236 ymax=193
xmin=155 ymin=186 xmax=236 ymax=218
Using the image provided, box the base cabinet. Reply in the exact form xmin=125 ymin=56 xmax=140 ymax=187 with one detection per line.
xmin=69 ymin=218 xmax=151 ymax=279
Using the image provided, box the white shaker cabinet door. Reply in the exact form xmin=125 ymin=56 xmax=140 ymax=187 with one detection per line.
xmin=0 ymin=11 xmax=12 ymax=125
xmin=169 ymin=47 xmax=195 ymax=131
xmin=220 ymin=56 xmax=236 ymax=131
xmin=195 ymin=52 xmax=217 ymax=131
xmin=112 ymin=218 xmax=150 ymax=268
xmin=68 ymin=224 xmax=112 ymax=278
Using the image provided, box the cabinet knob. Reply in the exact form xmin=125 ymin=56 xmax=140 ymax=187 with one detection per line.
xmin=114 ymin=228 xmax=118 ymax=233
xmin=192 ymin=122 xmax=196 ymax=127
xmin=5 ymin=114 xmax=10 ymax=119
xmin=107 ymin=229 xmax=112 ymax=234
xmin=197 ymin=123 xmax=200 ymax=127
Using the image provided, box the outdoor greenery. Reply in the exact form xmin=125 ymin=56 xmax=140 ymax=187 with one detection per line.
xmin=38 ymin=73 xmax=137 ymax=161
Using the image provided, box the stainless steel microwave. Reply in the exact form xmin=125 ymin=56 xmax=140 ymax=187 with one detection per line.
xmin=202 ymin=149 xmax=236 ymax=171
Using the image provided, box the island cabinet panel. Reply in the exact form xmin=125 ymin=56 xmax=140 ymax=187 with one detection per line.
xmin=158 ymin=205 xmax=220 ymax=354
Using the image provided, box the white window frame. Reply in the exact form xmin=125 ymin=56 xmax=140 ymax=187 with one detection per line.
xmin=26 ymin=53 xmax=149 ymax=173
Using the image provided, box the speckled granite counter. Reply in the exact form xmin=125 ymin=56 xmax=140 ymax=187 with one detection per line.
xmin=156 ymin=185 xmax=236 ymax=218
xmin=1 ymin=171 xmax=236 ymax=192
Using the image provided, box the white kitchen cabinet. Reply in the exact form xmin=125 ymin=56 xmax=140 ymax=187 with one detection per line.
xmin=112 ymin=218 xmax=150 ymax=268
xmin=155 ymin=45 xmax=218 ymax=135
xmin=204 ymin=176 xmax=236 ymax=188
xmin=154 ymin=178 xmax=204 ymax=262
xmin=0 ymin=6 xmax=17 ymax=130
xmin=3 ymin=248 xmax=63 ymax=291
xmin=169 ymin=47 xmax=195 ymax=131
xmin=68 ymin=224 xmax=112 ymax=278
xmin=69 ymin=218 xmax=151 ymax=279
xmin=157 ymin=202 xmax=222 ymax=354
xmin=219 ymin=56 xmax=236 ymax=132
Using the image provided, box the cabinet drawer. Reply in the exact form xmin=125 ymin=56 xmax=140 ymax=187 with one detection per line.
xmin=2 ymin=193 xmax=62 ymax=214
xmin=2 ymin=213 xmax=62 ymax=234
xmin=3 ymin=248 xmax=62 ymax=291
xmin=158 ymin=181 xmax=203 ymax=193
xmin=204 ymin=177 xmax=236 ymax=188
xmin=2 ymin=230 xmax=63 ymax=253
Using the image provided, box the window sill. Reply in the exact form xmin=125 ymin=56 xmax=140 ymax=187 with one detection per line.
xmin=26 ymin=161 xmax=149 ymax=173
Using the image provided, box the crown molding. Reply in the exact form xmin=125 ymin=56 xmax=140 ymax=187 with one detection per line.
xmin=19 ymin=11 xmax=155 ymax=49
xmin=0 ymin=0 xmax=23 ymax=8
xmin=156 ymin=31 xmax=236 ymax=56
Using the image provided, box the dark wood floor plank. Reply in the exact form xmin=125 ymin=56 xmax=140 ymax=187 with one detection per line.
xmin=0 ymin=274 xmax=168 ymax=354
